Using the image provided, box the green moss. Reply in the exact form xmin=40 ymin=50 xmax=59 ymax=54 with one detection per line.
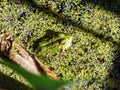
xmin=0 ymin=0 xmax=120 ymax=90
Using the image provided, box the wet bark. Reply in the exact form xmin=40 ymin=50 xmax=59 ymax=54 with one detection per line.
xmin=0 ymin=32 xmax=57 ymax=79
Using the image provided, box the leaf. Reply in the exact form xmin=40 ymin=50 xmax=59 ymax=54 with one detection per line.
xmin=0 ymin=56 xmax=68 ymax=90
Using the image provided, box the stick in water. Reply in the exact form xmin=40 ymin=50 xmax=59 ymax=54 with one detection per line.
xmin=0 ymin=32 xmax=57 ymax=79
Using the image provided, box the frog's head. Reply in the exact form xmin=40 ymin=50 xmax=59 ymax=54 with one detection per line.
xmin=58 ymin=33 xmax=73 ymax=51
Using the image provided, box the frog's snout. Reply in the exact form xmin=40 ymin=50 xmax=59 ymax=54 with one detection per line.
xmin=59 ymin=36 xmax=73 ymax=51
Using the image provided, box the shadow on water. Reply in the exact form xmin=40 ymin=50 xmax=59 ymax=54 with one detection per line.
xmin=0 ymin=72 xmax=32 ymax=90
xmin=104 ymin=46 xmax=120 ymax=90
xmin=0 ymin=71 xmax=32 ymax=90
xmin=5 ymin=0 xmax=120 ymax=89
xmin=0 ymin=55 xmax=32 ymax=90
xmin=85 ymin=0 xmax=120 ymax=15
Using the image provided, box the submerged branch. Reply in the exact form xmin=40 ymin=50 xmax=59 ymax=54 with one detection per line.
xmin=0 ymin=32 xmax=57 ymax=79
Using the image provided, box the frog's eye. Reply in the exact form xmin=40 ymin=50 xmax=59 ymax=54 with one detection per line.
xmin=61 ymin=40 xmax=66 ymax=45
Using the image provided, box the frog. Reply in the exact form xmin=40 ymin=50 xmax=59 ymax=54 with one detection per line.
xmin=32 ymin=30 xmax=73 ymax=57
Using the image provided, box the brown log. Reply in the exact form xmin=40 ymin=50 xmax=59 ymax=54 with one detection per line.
xmin=0 ymin=33 xmax=57 ymax=79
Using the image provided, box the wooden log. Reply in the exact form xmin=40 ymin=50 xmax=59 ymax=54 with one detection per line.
xmin=0 ymin=33 xmax=57 ymax=79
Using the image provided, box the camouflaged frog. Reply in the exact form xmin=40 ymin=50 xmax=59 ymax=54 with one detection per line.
xmin=33 ymin=30 xmax=73 ymax=57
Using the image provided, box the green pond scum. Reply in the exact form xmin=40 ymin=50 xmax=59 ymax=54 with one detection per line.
xmin=0 ymin=0 xmax=120 ymax=90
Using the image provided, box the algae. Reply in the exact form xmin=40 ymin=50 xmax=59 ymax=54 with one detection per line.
xmin=0 ymin=0 xmax=120 ymax=89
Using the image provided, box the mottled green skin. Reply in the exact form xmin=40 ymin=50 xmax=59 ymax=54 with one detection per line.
xmin=35 ymin=32 xmax=73 ymax=57
xmin=0 ymin=0 xmax=120 ymax=90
